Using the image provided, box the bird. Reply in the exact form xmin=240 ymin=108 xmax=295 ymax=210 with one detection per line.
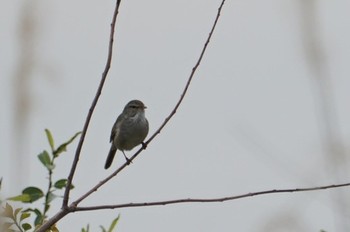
xmin=104 ymin=100 xmax=149 ymax=169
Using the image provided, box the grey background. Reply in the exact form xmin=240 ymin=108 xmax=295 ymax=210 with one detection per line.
xmin=1 ymin=0 xmax=350 ymax=231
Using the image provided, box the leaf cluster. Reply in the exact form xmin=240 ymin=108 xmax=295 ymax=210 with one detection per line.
xmin=0 ymin=130 xmax=79 ymax=231
xmin=1 ymin=130 xmax=120 ymax=232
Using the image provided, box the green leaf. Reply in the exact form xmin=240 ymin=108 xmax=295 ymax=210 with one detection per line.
xmin=107 ymin=215 xmax=120 ymax=232
xmin=81 ymin=224 xmax=90 ymax=232
xmin=54 ymin=179 xmax=74 ymax=190
xmin=100 ymin=226 xmax=107 ymax=232
xmin=54 ymin=179 xmax=68 ymax=189
xmin=24 ymin=208 xmax=43 ymax=226
xmin=53 ymin=131 xmax=81 ymax=157
xmin=47 ymin=192 xmax=57 ymax=203
xmin=34 ymin=211 xmax=43 ymax=226
xmin=45 ymin=129 xmax=55 ymax=151
xmin=22 ymin=187 xmax=44 ymax=202
xmin=38 ymin=150 xmax=55 ymax=171
xmin=20 ymin=212 xmax=31 ymax=221
xmin=22 ymin=223 xmax=32 ymax=231
xmin=7 ymin=194 xmax=31 ymax=203
xmin=9 ymin=187 xmax=44 ymax=203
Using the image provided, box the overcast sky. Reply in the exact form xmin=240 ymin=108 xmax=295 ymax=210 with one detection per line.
xmin=1 ymin=0 xmax=350 ymax=231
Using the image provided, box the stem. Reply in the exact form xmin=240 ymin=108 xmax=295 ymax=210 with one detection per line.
xmin=74 ymin=182 xmax=350 ymax=211
xmin=62 ymin=0 xmax=123 ymax=208
xmin=41 ymin=156 xmax=56 ymax=223
xmin=71 ymin=0 xmax=228 ymax=206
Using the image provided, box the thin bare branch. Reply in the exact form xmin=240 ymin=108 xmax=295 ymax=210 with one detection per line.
xmin=146 ymin=0 xmax=226 ymax=144
xmin=37 ymin=1 xmax=226 ymax=231
xmin=62 ymin=0 xmax=123 ymax=208
xmin=71 ymin=0 xmax=227 ymax=206
xmin=74 ymin=182 xmax=350 ymax=211
xmin=37 ymin=1 xmax=123 ymax=232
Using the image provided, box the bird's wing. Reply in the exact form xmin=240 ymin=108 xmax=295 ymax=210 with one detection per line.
xmin=110 ymin=114 xmax=124 ymax=142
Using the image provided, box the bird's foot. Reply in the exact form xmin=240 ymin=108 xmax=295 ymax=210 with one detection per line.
xmin=125 ymin=157 xmax=132 ymax=165
xmin=122 ymin=153 xmax=132 ymax=165
xmin=141 ymin=142 xmax=147 ymax=149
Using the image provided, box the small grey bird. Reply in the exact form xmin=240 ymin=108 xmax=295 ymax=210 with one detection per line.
xmin=104 ymin=100 xmax=149 ymax=169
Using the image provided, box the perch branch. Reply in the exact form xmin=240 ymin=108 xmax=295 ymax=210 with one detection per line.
xmin=75 ymin=182 xmax=350 ymax=211
xmin=62 ymin=0 xmax=123 ymax=208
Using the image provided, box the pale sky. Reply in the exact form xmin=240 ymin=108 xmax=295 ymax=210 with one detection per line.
xmin=1 ymin=0 xmax=350 ymax=231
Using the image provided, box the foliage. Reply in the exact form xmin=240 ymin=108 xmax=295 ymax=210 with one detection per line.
xmin=99 ymin=215 xmax=120 ymax=232
xmin=0 ymin=130 xmax=119 ymax=232
xmin=81 ymin=215 xmax=120 ymax=232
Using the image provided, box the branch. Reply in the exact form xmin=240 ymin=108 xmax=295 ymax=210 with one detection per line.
xmin=37 ymin=1 xmax=123 ymax=232
xmin=74 ymin=182 xmax=350 ymax=211
xmin=62 ymin=0 xmax=123 ymax=208
xmin=146 ymin=0 xmax=226 ymax=144
xmin=37 ymin=0 xmax=226 ymax=231
xmin=71 ymin=0 xmax=227 ymax=206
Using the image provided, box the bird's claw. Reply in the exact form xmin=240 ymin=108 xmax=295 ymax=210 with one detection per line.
xmin=122 ymin=152 xmax=132 ymax=165
xmin=125 ymin=157 xmax=132 ymax=165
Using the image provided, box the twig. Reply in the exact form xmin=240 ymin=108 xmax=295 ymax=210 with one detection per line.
xmin=41 ymin=154 xmax=56 ymax=222
xmin=62 ymin=0 xmax=123 ymax=208
xmin=74 ymin=182 xmax=350 ymax=211
xmin=146 ymin=0 xmax=226 ymax=144
xmin=37 ymin=0 xmax=226 ymax=231
xmin=36 ymin=1 xmax=123 ymax=232
xmin=71 ymin=0 xmax=227 ymax=206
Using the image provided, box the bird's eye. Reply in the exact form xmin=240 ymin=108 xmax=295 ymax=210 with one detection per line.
xmin=130 ymin=105 xmax=137 ymax=108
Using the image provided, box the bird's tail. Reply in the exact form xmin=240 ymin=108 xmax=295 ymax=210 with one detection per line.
xmin=104 ymin=146 xmax=117 ymax=169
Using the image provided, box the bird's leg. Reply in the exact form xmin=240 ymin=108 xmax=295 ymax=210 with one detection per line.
xmin=141 ymin=142 xmax=147 ymax=149
xmin=122 ymin=150 xmax=132 ymax=165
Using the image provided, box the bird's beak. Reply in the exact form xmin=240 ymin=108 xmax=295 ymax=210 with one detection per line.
xmin=144 ymin=106 xmax=147 ymax=109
